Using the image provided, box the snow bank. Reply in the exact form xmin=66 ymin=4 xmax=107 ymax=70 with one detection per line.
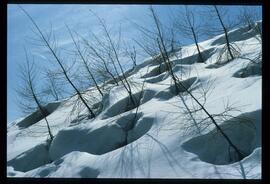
xmin=101 ymin=89 xmax=156 ymax=119
xmin=173 ymin=47 xmax=216 ymax=65
xmin=24 ymin=151 xmax=100 ymax=178
xmin=154 ymin=76 xmax=198 ymax=101
xmin=141 ymin=63 xmax=168 ymax=78
xmin=50 ymin=111 xmax=155 ymax=161
xmin=49 ymin=123 xmax=125 ymax=160
xmin=7 ymin=141 xmax=51 ymax=172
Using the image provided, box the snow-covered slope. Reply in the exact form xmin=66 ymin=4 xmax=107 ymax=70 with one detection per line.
xmin=7 ymin=22 xmax=262 ymax=178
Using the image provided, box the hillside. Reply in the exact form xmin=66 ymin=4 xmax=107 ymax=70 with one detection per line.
xmin=7 ymin=22 xmax=262 ymax=178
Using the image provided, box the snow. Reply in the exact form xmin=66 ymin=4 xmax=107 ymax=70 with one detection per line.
xmin=7 ymin=22 xmax=261 ymax=178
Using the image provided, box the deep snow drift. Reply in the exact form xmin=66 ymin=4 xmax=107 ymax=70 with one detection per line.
xmin=7 ymin=22 xmax=262 ymax=178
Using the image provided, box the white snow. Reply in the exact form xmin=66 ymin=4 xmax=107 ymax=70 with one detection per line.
xmin=7 ymin=22 xmax=261 ymax=178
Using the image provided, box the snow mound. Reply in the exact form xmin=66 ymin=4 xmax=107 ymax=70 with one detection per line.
xmin=182 ymin=110 xmax=261 ymax=165
xmin=173 ymin=47 xmax=216 ymax=65
xmin=49 ymin=123 xmax=125 ymax=160
xmin=24 ymin=151 xmax=100 ymax=178
xmin=7 ymin=141 xmax=51 ymax=172
xmin=7 ymin=167 xmax=24 ymax=177
xmin=115 ymin=113 xmax=155 ymax=144
xmin=101 ymin=89 xmax=156 ymax=119
xmin=49 ymin=114 xmax=155 ymax=160
xmin=205 ymin=61 xmax=228 ymax=69
xmin=154 ymin=77 xmax=197 ymax=101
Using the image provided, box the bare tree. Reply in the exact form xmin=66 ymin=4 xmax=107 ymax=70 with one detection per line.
xmin=234 ymin=7 xmax=262 ymax=75
xmin=90 ymin=9 xmax=137 ymax=106
xmin=77 ymin=31 xmax=119 ymax=85
xmin=174 ymin=6 xmax=205 ymax=63
xmin=16 ymin=48 xmax=54 ymax=140
xmin=19 ymin=6 xmax=96 ymax=118
xmin=133 ymin=37 xmax=164 ymax=74
xmin=203 ymin=5 xmax=240 ymax=62
xmin=66 ymin=25 xmax=103 ymax=97
xmin=133 ymin=8 xmax=176 ymax=76
xmin=214 ymin=5 xmax=235 ymax=60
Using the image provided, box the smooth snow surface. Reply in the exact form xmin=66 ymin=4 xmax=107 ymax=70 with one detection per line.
xmin=7 ymin=23 xmax=261 ymax=178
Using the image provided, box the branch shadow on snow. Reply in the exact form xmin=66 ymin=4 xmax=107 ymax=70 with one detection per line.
xmin=233 ymin=62 xmax=261 ymax=78
xmin=154 ymin=77 xmax=198 ymax=101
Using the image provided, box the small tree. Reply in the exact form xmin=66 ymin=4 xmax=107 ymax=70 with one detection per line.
xmin=19 ymin=6 xmax=96 ymax=118
xmin=78 ymin=31 xmax=119 ymax=85
xmin=66 ymin=25 xmax=103 ymax=97
xmin=238 ymin=7 xmax=261 ymax=30
xmin=134 ymin=7 xmax=176 ymax=75
xmin=90 ymin=9 xmax=137 ymax=106
xmin=16 ymin=48 xmax=54 ymax=140
xmin=174 ymin=6 xmax=205 ymax=63
xmin=236 ymin=7 xmax=262 ymax=73
xmin=203 ymin=5 xmax=240 ymax=63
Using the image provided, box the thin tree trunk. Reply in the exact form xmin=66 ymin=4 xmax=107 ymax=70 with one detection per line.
xmin=67 ymin=26 xmax=103 ymax=97
xmin=30 ymin=82 xmax=54 ymax=140
xmin=134 ymin=39 xmax=162 ymax=74
xmin=214 ymin=6 xmax=234 ymax=61
xmin=191 ymin=27 xmax=204 ymax=63
xmin=94 ymin=12 xmax=136 ymax=105
xmin=48 ymin=74 xmax=59 ymax=101
xmin=108 ymin=40 xmax=136 ymax=105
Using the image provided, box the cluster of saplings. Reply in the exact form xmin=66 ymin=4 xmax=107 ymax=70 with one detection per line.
xmin=17 ymin=5 xmax=261 ymax=163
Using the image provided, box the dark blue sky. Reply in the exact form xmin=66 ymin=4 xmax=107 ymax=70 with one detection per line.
xmin=7 ymin=4 xmax=262 ymax=123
